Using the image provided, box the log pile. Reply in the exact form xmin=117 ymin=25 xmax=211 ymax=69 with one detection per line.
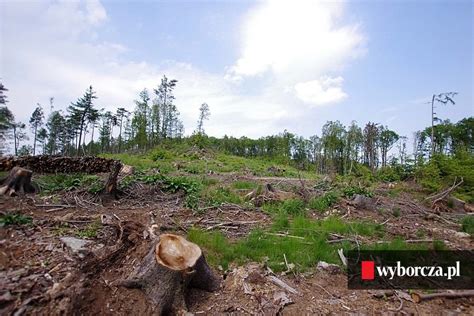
xmin=0 ymin=156 xmax=123 ymax=197
xmin=0 ymin=155 xmax=120 ymax=174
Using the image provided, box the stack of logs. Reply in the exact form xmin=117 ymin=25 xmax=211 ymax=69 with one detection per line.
xmin=0 ymin=156 xmax=122 ymax=197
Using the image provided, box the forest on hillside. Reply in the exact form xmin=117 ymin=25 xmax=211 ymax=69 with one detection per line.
xmin=1 ymin=79 xmax=472 ymax=175
xmin=1 ymin=77 xmax=473 ymax=315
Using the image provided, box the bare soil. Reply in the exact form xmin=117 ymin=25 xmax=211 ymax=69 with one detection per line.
xmin=0 ymin=178 xmax=473 ymax=315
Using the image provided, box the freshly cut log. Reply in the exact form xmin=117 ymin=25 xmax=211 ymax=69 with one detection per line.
xmin=0 ymin=167 xmax=37 ymax=196
xmin=119 ymin=234 xmax=220 ymax=315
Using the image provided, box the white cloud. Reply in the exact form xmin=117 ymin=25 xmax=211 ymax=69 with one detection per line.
xmin=294 ymin=76 xmax=347 ymax=106
xmin=0 ymin=0 xmax=366 ymax=141
xmin=230 ymin=0 xmax=365 ymax=77
xmin=228 ymin=0 xmax=365 ymax=105
xmin=85 ymin=0 xmax=107 ymax=25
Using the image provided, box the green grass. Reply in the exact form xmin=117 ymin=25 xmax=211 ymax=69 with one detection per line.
xmin=189 ymin=215 xmax=385 ymax=271
xmin=0 ymin=213 xmax=32 ymax=226
xmin=76 ymin=221 xmax=101 ymax=238
xmin=232 ymin=181 xmax=258 ymax=190
xmin=101 ymin=153 xmax=157 ymax=170
xmin=308 ymin=192 xmax=339 ymax=212
xmin=461 ymin=215 xmax=474 ymax=235
xmin=281 ymin=199 xmax=305 ymax=215
xmin=104 ymin=146 xmax=319 ymax=180
xmin=36 ymin=174 xmax=104 ymax=195
xmin=368 ymin=238 xmax=446 ymax=251
xmin=392 ymin=207 xmax=401 ymax=217
xmin=202 ymin=186 xmax=243 ymax=206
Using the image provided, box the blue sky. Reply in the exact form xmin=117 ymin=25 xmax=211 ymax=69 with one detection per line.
xmin=1 ymin=0 xmax=472 ymax=142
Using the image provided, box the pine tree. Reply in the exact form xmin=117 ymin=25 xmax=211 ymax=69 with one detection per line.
xmin=12 ymin=122 xmax=28 ymax=156
xmin=68 ymin=86 xmax=97 ymax=155
xmin=196 ymin=103 xmax=210 ymax=135
xmin=133 ymin=89 xmax=150 ymax=150
xmin=0 ymin=106 xmax=14 ymax=155
xmin=46 ymin=111 xmax=66 ymax=155
xmin=116 ymin=107 xmax=129 ymax=152
xmin=29 ymin=104 xmax=44 ymax=156
xmin=154 ymin=76 xmax=180 ymax=139
xmin=0 ymin=82 xmax=8 ymax=105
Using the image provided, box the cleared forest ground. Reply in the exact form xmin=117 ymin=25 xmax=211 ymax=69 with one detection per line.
xmin=1 ymin=149 xmax=473 ymax=315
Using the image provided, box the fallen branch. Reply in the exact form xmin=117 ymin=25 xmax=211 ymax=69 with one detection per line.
xmin=267 ymin=275 xmax=298 ymax=294
xmin=337 ymin=249 xmax=347 ymax=267
xmin=411 ymin=290 xmax=474 ymax=303
xmin=376 ymin=239 xmax=447 ymax=244
xmin=265 ymin=232 xmax=305 ymax=240
xmin=425 ymin=177 xmax=463 ymax=201
xmin=313 ymin=283 xmax=350 ymax=311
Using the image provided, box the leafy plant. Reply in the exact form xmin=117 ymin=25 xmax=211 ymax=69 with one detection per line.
xmin=150 ymin=149 xmax=173 ymax=161
xmin=0 ymin=213 xmax=32 ymax=226
xmin=342 ymin=186 xmax=373 ymax=198
xmin=309 ymin=192 xmax=339 ymax=212
xmin=461 ymin=215 xmax=474 ymax=235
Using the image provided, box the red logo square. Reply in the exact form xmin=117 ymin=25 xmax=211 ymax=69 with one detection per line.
xmin=361 ymin=261 xmax=375 ymax=280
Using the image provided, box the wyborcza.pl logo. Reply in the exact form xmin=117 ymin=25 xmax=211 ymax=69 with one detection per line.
xmin=347 ymin=250 xmax=474 ymax=289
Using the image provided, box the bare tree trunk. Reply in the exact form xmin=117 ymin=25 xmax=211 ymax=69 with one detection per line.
xmin=431 ymin=94 xmax=435 ymax=157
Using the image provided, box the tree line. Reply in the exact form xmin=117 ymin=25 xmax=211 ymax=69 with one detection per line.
xmin=0 ymin=79 xmax=472 ymax=176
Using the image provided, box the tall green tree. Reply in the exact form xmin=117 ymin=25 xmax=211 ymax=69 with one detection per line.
xmin=29 ymin=104 xmax=44 ymax=155
xmin=430 ymin=92 xmax=457 ymax=156
xmin=196 ymin=103 xmax=210 ymax=135
xmin=378 ymin=126 xmax=399 ymax=167
xmin=154 ymin=76 xmax=181 ymax=138
xmin=46 ymin=111 xmax=66 ymax=155
xmin=37 ymin=128 xmax=48 ymax=155
xmin=68 ymin=86 xmax=97 ymax=155
xmin=363 ymin=122 xmax=379 ymax=170
xmin=133 ymin=89 xmax=150 ymax=150
xmin=0 ymin=106 xmax=14 ymax=155
xmin=0 ymin=82 xmax=8 ymax=105
xmin=116 ymin=107 xmax=129 ymax=152
xmin=12 ymin=122 xmax=28 ymax=156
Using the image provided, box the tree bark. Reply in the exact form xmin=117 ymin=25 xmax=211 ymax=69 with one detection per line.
xmin=0 ymin=166 xmax=37 ymax=196
xmin=104 ymin=160 xmax=122 ymax=197
xmin=119 ymin=234 xmax=220 ymax=315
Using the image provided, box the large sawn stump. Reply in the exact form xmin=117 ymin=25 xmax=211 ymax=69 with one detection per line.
xmin=120 ymin=234 xmax=221 ymax=315
xmin=0 ymin=166 xmax=37 ymax=196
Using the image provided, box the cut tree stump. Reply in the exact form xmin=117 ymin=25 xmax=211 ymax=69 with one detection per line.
xmin=104 ymin=160 xmax=122 ymax=197
xmin=0 ymin=166 xmax=37 ymax=196
xmin=119 ymin=234 xmax=220 ymax=315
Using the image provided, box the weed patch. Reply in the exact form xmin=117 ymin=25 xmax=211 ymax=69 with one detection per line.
xmin=37 ymin=174 xmax=103 ymax=194
xmin=76 ymin=221 xmax=101 ymax=238
xmin=308 ymin=192 xmax=338 ymax=212
xmin=232 ymin=181 xmax=258 ymax=190
xmin=0 ymin=213 xmax=32 ymax=226
xmin=461 ymin=215 xmax=474 ymax=235
xmin=342 ymin=186 xmax=374 ymax=198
